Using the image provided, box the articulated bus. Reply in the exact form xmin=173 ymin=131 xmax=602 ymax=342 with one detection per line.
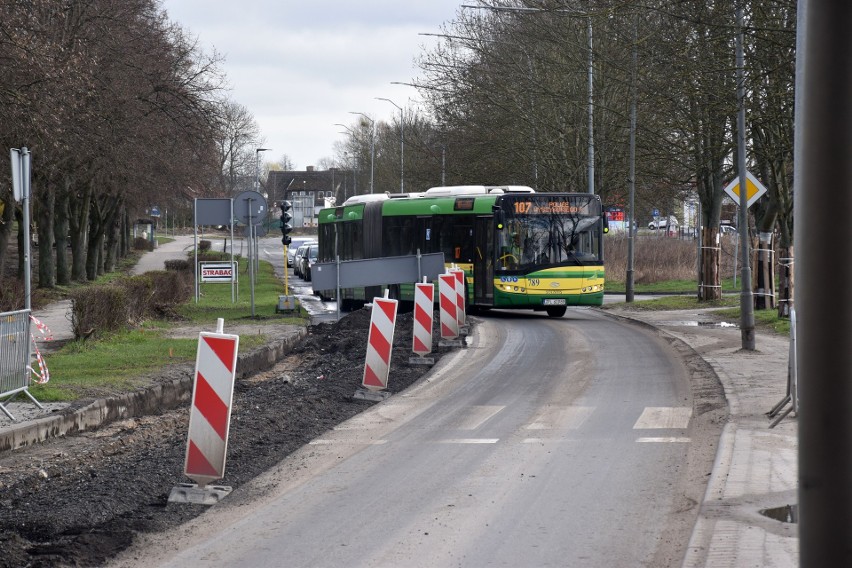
xmin=315 ymin=185 xmax=607 ymax=318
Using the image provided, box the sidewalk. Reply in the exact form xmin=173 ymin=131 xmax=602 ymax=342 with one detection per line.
xmin=606 ymin=306 xmax=798 ymax=567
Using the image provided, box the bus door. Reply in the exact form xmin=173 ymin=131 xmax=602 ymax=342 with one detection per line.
xmin=473 ymin=216 xmax=494 ymax=305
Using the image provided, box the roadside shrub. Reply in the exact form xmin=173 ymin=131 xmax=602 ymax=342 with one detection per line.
xmin=70 ymin=285 xmax=129 ymax=340
xmin=0 ymin=278 xmax=25 ymax=312
xmin=199 ymin=239 xmax=211 ymax=252
xmin=133 ymin=236 xmax=153 ymax=251
xmin=197 ymin=251 xmax=232 ymax=262
xmin=164 ymin=259 xmax=190 ymax=272
xmin=147 ymin=270 xmax=192 ymax=309
xmin=116 ymin=275 xmax=154 ymax=324
xmin=605 ymin=233 xmax=737 ymax=283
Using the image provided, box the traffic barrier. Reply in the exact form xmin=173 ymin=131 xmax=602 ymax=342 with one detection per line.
xmin=411 ymin=282 xmax=435 ymax=364
xmin=362 ymin=295 xmax=398 ymax=392
xmin=450 ymin=267 xmax=466 ymax=329
xmin=439 ymin=273 xmax=459 ymax=340
xmin=183 ymin=326 xmax=239 ymax=488
xmin=0 ymin=309 xmax=44 ymax=421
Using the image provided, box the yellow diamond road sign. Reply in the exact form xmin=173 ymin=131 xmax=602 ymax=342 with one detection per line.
xmin=723 ymin=170 xmax=767 ymax=209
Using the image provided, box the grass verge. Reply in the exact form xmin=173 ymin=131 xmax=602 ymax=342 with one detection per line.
xmin=31 ymin=255 xmax=306 ymax=402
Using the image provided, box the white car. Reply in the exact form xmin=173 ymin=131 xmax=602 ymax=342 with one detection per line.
xmin=287 ymin=237 xmax=316 ymax=267
xmin=648 ymin=216 xmax=679 ymax=230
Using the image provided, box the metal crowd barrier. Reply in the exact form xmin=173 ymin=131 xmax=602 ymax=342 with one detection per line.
xmin=0 ymin=309 xmax=44 ymax=421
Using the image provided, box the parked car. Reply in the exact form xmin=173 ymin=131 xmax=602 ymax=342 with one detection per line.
xmin=293 ymin=243 xmax=312 ymax=278
xmin=648 ymin=216 xmax=679 ymax=230
xmin=287 ymin=237 xmax=317 ymax=267
xmin=302 ymin=244 xmax=319 ymax=282
xmin=719 ymin=224 xmax=738 ymax=235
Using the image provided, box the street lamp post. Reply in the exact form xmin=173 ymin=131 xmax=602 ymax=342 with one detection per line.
xmin=349 ymin=112 xmax=375 ymax=193
xmin=255 ymin=147 xmax=270 ymax=194
xmin=336 ymin=123 xmax=359 ymax=197
xmin=376 ymin=97 xmax=404 ymax=192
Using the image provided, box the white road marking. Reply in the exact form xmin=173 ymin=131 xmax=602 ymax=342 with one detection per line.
xmin=633 ymin=407 xmax=692 ymax=430
xmin=525 ymin=405 xmax=595 ymax=430
xmin=438 ymin=438 xmax=500 ymax=444
xmin=454 ymin=405 xmax=505 ymax=430
xmin=636 ymin=437 xmax=691 ymax=443
xmin=309 ymin=439 xmax=387 ymax=445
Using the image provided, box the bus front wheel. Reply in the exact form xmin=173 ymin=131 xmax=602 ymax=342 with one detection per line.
xmin=546 ymin=306 xmax=567 ymax=318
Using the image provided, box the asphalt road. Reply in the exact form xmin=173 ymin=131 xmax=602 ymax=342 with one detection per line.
xmin=114 ymin=309 xmax=718 ymax=567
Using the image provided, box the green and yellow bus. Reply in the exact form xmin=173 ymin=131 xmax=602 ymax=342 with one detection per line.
xmin=316 ymin=185 xmax=607 ymax=317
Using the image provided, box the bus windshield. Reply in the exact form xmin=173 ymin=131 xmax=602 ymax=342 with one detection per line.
xmin=496 ymin=196 xmax=603 ymax=271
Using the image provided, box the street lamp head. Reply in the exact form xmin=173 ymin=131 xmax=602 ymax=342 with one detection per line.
xmin=256 ymin=147 xmax=271 ymax=152
xmin=375 ymin=97 xmax=402 ymax=111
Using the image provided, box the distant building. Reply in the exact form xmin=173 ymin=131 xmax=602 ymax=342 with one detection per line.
xmin=266 ymin=166 xmax=352 ymax=228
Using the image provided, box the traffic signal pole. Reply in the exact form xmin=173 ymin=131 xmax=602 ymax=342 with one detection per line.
xmin=278 ymin=201 xmax=296 ymax=312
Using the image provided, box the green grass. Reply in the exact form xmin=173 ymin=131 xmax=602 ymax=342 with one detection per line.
xmin=605 ymin=277 xmax=739 ymax=294
xmin=30 ymin=255 xmax=307 ymax=402
xmin=603 ymin=294 xmax=790 ymax=336
xmin=180 ymin=258 xmax=305 ymax=324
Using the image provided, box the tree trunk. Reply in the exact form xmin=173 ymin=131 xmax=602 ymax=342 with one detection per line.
xmin=0 ymin=196 xmax=15 ymax=276
xmin=15 ymin=208 xmax=25 ymax=280
xmin=699 ymin=226 xmax=721 ymax=300
xmin=753 ymin=231 xmax=776 ymax=310
xmin=86 ymin=199 xmax=104 ymax=281
xmin=69 ymin=180 xmax=92 ymax=281
xmin=36 ymin=184 xmax=56 ymax=288
xmin=54 ymin=188 xmax=71 ymax=285
xmin=777 ymin=244 xmax=794 ymax=317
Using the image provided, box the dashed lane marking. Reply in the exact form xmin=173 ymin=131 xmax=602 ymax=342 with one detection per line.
xmin=633 ymin=407 xmax=692 ymax=430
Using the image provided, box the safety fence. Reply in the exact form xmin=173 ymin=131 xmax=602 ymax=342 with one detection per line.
xmin=0 ymin=309 xmax=44 ymax=421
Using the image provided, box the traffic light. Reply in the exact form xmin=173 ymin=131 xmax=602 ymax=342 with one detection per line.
xmin=280 ymin=201 xmax=293 ymax=245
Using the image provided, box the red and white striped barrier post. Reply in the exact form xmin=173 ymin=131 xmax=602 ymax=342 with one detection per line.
xmin=183 ymin=324 xmax=239 ymax=489
xmin=439 ymin=273 xmax=459 ymax=341
xmin=410 ymin=281 xmax=435 ymax=365
xmin=361 ymin=293 xmax=398 ymax=393
xmin=450 ymin=267 xmax=466 ymax=330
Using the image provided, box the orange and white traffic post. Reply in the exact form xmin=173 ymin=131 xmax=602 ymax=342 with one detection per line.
xmin=439 ymin=272 xmax=460 ymax=345
xmin=358 ymin=292 xmax=398 ymax=399
xmin=449 ymin=266 xmax=467 ymax=331
xmin=410 ymin=280 xmax=435 ymax=365
xmin=170 ymin=319 xmax=239 ymax=505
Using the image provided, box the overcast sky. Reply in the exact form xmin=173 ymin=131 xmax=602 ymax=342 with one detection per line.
xmin=158 ymin=0 xmax=464 ymax=170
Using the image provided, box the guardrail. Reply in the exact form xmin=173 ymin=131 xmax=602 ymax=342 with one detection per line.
xmin=0 ymin=309 xmax=44 ymax=421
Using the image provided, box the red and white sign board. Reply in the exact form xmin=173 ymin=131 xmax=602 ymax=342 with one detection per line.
xmin=439 ymin=273 xmax=459 ymax=339
xmin=412 ymin=283 xmax=435 ymax=356
xmin=199 ymin=261 xmax=238 ymax=283
xmin=450 ymin=268 xmax=466 ymax=327
xmin=362 ymin=297 xmax=398 ymax=391
xmin=184 ymin=332 xmax=239 ymax=487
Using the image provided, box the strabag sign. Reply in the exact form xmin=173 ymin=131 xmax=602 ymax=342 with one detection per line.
xmin=200 ymin=261 xmax=238 ymax=283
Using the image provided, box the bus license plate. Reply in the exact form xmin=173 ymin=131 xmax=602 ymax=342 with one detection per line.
xmin=543 ymin=299 xmax=566 ymax=306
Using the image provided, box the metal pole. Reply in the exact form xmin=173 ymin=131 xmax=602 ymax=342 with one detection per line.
xmin=377 ymin=98 xmax=404 ymax=193
xmin=587 ymin=17 xmax=595 ymax=195
xmin=797 ymin=1 xmax=852 ymax=564
xmin=626 ymin=14 xmax=637 ymax=303
xmin=735 ymin=5 xmax=755 ymax=350
xmin=370 ymin=123 xmax=375 ymax=193
xmin=21 ymin=148 xmax=32 ymax=311
xmin=248 ymin=200 xmax=255 ymax=317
